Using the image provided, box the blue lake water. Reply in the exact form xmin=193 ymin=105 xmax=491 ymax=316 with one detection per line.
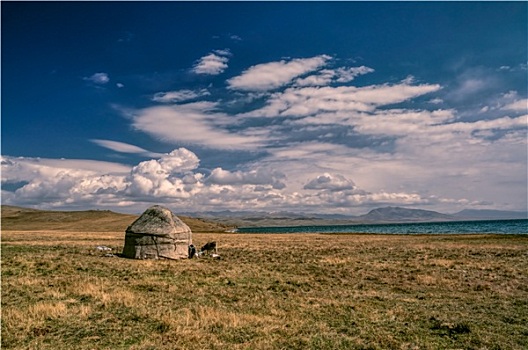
xmin=236 ymin=219 xmax=528 ymax=235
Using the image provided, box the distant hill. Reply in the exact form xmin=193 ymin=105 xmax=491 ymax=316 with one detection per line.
xmin=454 ymin=209 xmax=527 ymax=220
xmin=359 ymin=207 xmax=454 ymax=223
xmin=184 ymin=210 xmax=360 ymax=227
xmin=187 ymin=207 xmax=458 ymax=227
xmin=2 ymin=205 xmax=524 ymax=231
xmin=183 ymin=206 xmax=527 ymax=227
xmin=184 ymin=210 xmax=353 ymax=220
xmin=0 ymin=205 xmax=233 ymax=232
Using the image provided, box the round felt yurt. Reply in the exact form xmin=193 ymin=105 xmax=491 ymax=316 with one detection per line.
xmin=122 ymin=205 xmax=192 ymax=260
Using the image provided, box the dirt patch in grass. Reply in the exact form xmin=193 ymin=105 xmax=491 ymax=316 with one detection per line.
xmin=2 ymin=231 xmax=527 ymax=349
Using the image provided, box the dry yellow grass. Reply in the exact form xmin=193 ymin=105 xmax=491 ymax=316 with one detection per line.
xmin=2 ymin=229 xmax=528 ymax=349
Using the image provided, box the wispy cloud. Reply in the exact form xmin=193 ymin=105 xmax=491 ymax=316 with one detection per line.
xmin=83 ymin=72 xmax=110 ymax=84
xmin=227 ymin=55 xmax=331 ymax=91
xmin=335 ymin=66 xmax=375 ymax=83
xmin=241 ymin=83 xmax=442 ymax=118
xmin=90 ymin=139 xmax=163 ymax=158
xmin=446 ymin=67 xmax=498 ymax=103
xmin=294 ymin=66 xmax=374 ymax=87
xmin=206 ymin=167 xmax=286 ymax=189
xmin=152 ymin=89 xmax=210 ymax=103
xmin=502 ymin=99 xmax=528 ymax=112
xmin=130 ymin=102 xmax=265 ymax=149
xmin=192 ymin=50 xmax=231 ymax=75
xmin=429 ymin=98 xmax=444 ymax=105
xmin=294 ymin=70 xmax=336 ymax=87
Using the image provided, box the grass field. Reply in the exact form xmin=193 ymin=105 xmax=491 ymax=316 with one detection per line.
xmin=2 ymin=227 xmax=527 ymax=349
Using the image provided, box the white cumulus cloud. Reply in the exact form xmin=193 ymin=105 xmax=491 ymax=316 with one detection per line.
xmin=1 ymin=156 xmax=130 ymax=208
xmin=125 ymin=149 xmax=201 ymax=198
xmin=304 ymin=173 xmax=357 ymax=191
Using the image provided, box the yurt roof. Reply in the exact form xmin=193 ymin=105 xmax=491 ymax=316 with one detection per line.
xmin=126 ymin=205 xmax=191 ymax=236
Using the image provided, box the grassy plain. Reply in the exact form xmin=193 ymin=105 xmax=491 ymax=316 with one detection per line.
xmin=2 ymin=227 xmax=528 ymax=349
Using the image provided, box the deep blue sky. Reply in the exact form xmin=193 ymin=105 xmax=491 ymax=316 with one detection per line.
xmin=2 ymin=2 xmax=527 ymax=214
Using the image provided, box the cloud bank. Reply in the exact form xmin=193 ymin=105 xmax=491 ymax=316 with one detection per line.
xmin=3 ymin=54 xmax=527 ymax=214
xmin=2 ymin=149 xmax=461 ymax=213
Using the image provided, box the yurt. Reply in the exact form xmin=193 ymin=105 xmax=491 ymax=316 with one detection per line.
xmin=122 ymin=205 xmax=192 ymax=260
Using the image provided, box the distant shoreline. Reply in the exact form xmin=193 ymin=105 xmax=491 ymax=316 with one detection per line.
xmin=236 ymin=219 xmax=528 ymax=235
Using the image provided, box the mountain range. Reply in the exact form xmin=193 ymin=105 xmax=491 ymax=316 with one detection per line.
xmin=183 ymin=206 xmax=527 ymax=227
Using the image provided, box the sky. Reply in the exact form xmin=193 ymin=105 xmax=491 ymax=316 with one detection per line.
xmin=1 ymin=2 xmax=527 ymax=215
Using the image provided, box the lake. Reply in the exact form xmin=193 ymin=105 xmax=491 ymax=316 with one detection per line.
xmin=236 ymin=219 xmax=528 ymax=234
